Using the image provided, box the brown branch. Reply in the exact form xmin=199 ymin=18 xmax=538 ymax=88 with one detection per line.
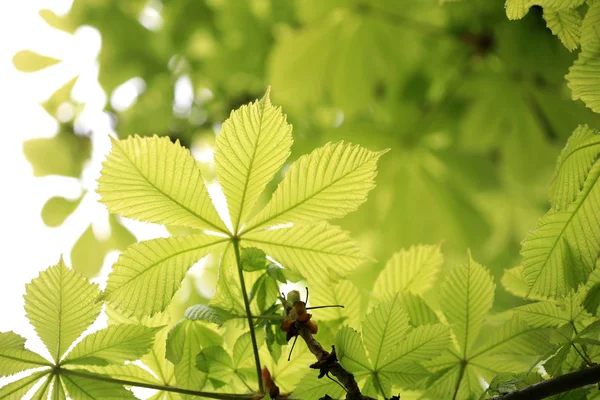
xmin=298 ymin=326 xmax=377 ymax=400
xmin=489 ymin=364 xmax=600 ymax=400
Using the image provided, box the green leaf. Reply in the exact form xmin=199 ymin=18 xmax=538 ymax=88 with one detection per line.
xmin=98 ymin=135 xmax=227 ymax=233
xmin=335 ymin=326 xmax=372 ymax=375
xmin=469 ymin=316 xmax=551 ymax=359
xmin=241 ymin=247 xmax=267 ymax=272
xmin=291 ymin=370 xmax=346 ymax=400
xmin=82 ymin=364 xmax=161 ymax=385
xmin=567 ymin=53 xmax=600 ymax=113
xmin=581 ymin=1 xmax=600 ymax=54
xmin=103 ymin=234 xmax=226 ymax=317
xmin=501 ymin=266 xmax=531 ymax=299
xmin=31 ymin=375 xmax=53 ymax=400
xmin=543 ymin=8 xmax=581 ymax=51
xmin=233 ymin=332 xmax=259 ymax=369
xmin=249 ymin=273 xmax=278 ymax=312
xmin=0 ymin=370 xmax=49 ymax=399
xmin=550 ymin=125 xmax=600 ymax=209
xmin=505 ymin=0 xmax=528 ymax=20
xmin=71 ymin=216 xmax=136 ymax=278
xmin=24 ymin=259 xmax=102 ymax=362
xmin=378 ymin=324 xmax=451 ymax=369
xmin=245 ymin=142 xmax=388 ymax=232
xmin=373 ymin=244 xmax=443 ymax=296
xmin=184 ymin=304 xmax=234 ymax=326
xmin=514 ymin=301 xmax=571 ymax=327
xmin=243 ymin=222 xmax=371 ymax=281
xmin=165 ymin=320 xmax=222 ymax=366
xmin=41 ymin=76 xmax=77 ymax=117
xmin=0 ymin=332 xmax=51 ymax=377
xmin=395 ymin=292 xmax=440 ymax=326
xmin=196 ymin=346 xmax=233 ymax=388
xmin=440 ymin=254 xmax=495 ymax=357
xmin=63 ymin=324 xmax=162 ymax=366
xmin=521 ymin=162 xmax=600 ymax=297
xmin=23 ymin=131 xmax=91 ymax=178
xmin=41 ymin=195 xmax=83 ymax=227
xmin=12 ymin=50 xmax=60 ymax=72
xmin=61 ymin=371 xmax=137 ymax=399
xmin=362 ymin=294 xmax=410 ymax=369
xmin=214 ymin=89 xmax=293 ymax=233
xmin=168 ymin=320 xmax=219 ymax=396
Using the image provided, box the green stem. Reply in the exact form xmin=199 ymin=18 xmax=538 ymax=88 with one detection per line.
xmin=232 ymin=238 xmax=264 ymax=394
xmin=57 ymin=368 xmax=254 ymax=400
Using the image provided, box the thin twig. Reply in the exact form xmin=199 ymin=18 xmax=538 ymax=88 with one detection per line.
xmin=489 ymin=364 xmax=600 ymax=400
xmin=298 ymin=326 xmax=376 ymax=400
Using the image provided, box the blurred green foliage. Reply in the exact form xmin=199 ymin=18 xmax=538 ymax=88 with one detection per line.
xmin=15 ymin=0 xmax=600 ymax=309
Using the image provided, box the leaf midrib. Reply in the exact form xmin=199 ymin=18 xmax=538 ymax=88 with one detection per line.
xmin=114 ymin=141 xmax=228 ymax=235
xmin=105 ymin=238 xmax=227 ymax=298
xmin=243 ymin=148 xmax=379 ymax=233
xmin=526 ymin=163 xmax=600 ymax=294
xmin=242 ymin=237 xmax=363 ymax=259
xmin=233 ymin=98 xmax=267 ymax=234
xmin=373 ymin=295 xmax=398 ymax=369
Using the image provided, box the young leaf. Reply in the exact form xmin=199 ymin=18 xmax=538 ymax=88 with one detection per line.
xmin=196 ymin=346 xmax=234 ymax=388
xmin=521 ymin=163 xmax=600 ymax=297
xmin=98 ymin=135 xmax=227 ymax=233
xmin=62 ymin=324 xmax=162 ymax=366
xmin=245 ymin=141 xmax=388 ymax=232
xmin=184 ymin=304 xmax=234 ymax=326
xmin=214 ymin=89 xmax=293 ymax=233
xmin=0 ymin=370 xmax=49 ymax=399
xmin=103 ymin=234 xmax=227 ymax=317
xmin=0 ymin=332 xmax=51 ymax=377
xmin=61 ymin=371 xmax=137 ymax=399
xmin=241 ymin=247 xmax=267 ymax=272
xmin=373 ymin=244 xmax=443 ymax=296
xmin=440 ymin=254 xmax=495 ymax=357
xmin=550 ymin=125 xmax=600 ymax=210
xmin=243 ymin=222 xmax=371 ymax=281
xmin=24 ymin=259 xmax=102 ymax=362
xmin=233 ymin=332 xmax=262 ymax=370
xmin=169 ymin=320 xmax=220 ymax=396
xmin=165 ymin=320 xmax=222 ymax=365
xmin=362 ymin=294 xmax=410 ymax=369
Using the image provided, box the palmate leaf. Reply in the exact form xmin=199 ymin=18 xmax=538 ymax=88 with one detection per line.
xmin=440 ymin=254 xmax=495 ymax=357
xmin=243 ymin=222 xmax=371 ymax=281
xmin=395 ymin=292 xmax=439 ymax=327
xmin=335 ymin=326 xmax=372 ymax=376
xmin=550 ymin=125 xmax=600 ymax=209
xmin=98 ymin=135 xmax=228 ymax=234
xmin=521 ymin=162 xmax=600 ymax=297
xmin=244 ymin=141 xmax=388 ymax=232
xmin=184 ymin=304 xmax=234 ymax=326
xmin=103 ymin=234 xmax=227 ymax=317
xmin=0 ymin=370 xmax=49 ymax=399
xmin=24 ymin=259 xmax=102 ymax=362
xmin=31 ymin=375 xmax=53 ymax=400
xmin=0 ymin=332 xmax=51 ymax=377
xmin=215 ymin=88 xmax=293 ymax=234
xmin=581 ymin=1 xmax=600 ymax=54
xmin=373 ymin=244 xmax=443 ymax=296
xmin=196 ymin=346 xmax=234 ymax=388
xmin=62 ymin=324 xmax=162 ymax=366
xmin=505 ymin=0 xmax=584 ymax=20
xmin=291 ymin=370 xmax=346 ymax=400
xmin=378 ymin=325 xmax=452 ymax=368
xmin=83 ymin=364 xmax=161 ymax=385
